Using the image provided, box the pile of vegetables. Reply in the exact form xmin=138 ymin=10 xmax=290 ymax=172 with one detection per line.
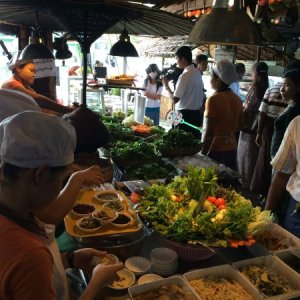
xmin=110 ymin=141 xmax=158 ymax=165
xmin=122 ymin=114 xmax=153 ymax=127
xmin=102 ymin=122 xmax=137 ymax=149
xmin=125 ymin=160 xmax=180 ymax=180
xmin=155 ymin=129 xmax=201 ymax=151
xmin=135 ymin=166 xmax=273 ymax=247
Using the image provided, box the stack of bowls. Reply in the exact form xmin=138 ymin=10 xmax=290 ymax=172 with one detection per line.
xmin=150 ymin=247 xmax=178 ymax=276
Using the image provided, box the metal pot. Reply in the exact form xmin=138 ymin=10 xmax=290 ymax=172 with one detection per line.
xmin=73 ymin=226 xmax=149 ymax=261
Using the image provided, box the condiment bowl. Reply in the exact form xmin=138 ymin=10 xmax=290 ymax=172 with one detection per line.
xmin=76 ymin=216 xmax=102 ymax=233
xmin=111 ymin=213 xmax=133 ymax=228
xmin=93 ymin=191 xmax=120 ymax=204
xmin=96 ymin=254 xmax=119 ymax=265
xmin=71 ymin=203 xmax=96 ymax=218
xmin=92 ymin=207 xmax=118 ymax=225
xmin=125 ymin=256 xmax=151 ymax=276
xmin=108 ymin=268 xmax=135 ymax=290
xmin=103 ymin=200 xmax=126 ymax=212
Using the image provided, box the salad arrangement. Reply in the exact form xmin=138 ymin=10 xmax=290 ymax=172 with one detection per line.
xmin=134 ymin=166 xmax=273 ymax=247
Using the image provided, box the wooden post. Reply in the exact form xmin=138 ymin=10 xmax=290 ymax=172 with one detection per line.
xmin=256 ymin=46 xmax=261 ymax=62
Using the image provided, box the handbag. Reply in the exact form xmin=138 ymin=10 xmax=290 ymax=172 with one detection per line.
xmin=239 ymin=110 xmax=259 ymax=134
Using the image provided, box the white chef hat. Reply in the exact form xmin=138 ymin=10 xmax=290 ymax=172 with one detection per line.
xmin=0 ymin=89 xmax=41 ymax=122
xmin=212 ymin=60 xmax=238 ymax=85
xmin=7 ymin=51 xmax=34 ymax=71
xmin=0 ymin=111 xmax=76 ymax=168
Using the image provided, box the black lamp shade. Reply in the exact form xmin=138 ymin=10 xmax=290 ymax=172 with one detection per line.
xmin=110 ymin=40 xmax=139 ymax=57
xmin=189 ymin=1 xmax=261 ymax=46
xmin=21 ymin=43 xmax=54 ymax=60
xmin=109 ymin=29 xmax=139 ymax=57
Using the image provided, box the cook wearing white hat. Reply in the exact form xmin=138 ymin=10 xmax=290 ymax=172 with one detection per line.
xmin=212 ymin=60 xmax=238 ymax=86
xmin=0 ymin=111 xmax=122 ymax=300
xmin=7 ymin=50 xmax=34 ymax=71
xmin=2 ymin=49 xmax=72 ymax=115
xmin=0 ymin=111 xmax=76 ymax=168
xmin=0 ymin=89 xmax=41 ymax=122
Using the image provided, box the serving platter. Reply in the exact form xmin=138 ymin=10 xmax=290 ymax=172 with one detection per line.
xmin=64 ymin=189 xmax=143 ymax=238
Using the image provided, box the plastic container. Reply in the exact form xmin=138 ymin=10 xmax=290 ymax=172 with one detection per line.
xmin=128 ymin=275 xmax=198 ymax=300
xmin=184 ymin=264 xmax=263 ymax=300
xmin=254 ymin=223 xmax=300 ymax=254
xmin=233 ymin=255 xmax=300 ymax=299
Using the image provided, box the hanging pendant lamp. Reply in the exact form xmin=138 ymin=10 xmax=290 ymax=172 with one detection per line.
xmin=21 ymin=11 xmax=54 ymax=60
xmin=53 ymin=38 xmax=72 ymax=59
xmin=189 ymin=0 xmax=261 ymax=46
xmin=109 ymin=28 xmax=139 ymax=57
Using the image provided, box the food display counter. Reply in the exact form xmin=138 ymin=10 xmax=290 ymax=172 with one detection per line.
xmin=64 ymin=113 xmax=300 ymax=300
xmin=64 ymin=182 xmax=300 ymax=300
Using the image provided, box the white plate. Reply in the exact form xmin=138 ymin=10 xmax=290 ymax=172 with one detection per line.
xmin=108 ymin=268 xmax=135 ymax=290
xmin=125 ymin=256 xmax=151 ymax=276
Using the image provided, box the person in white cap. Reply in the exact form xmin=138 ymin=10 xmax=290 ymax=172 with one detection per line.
xmin=0 ymin=90 xmax=106 ymax=300
xmin=201 ymin=59 xmax=242 ymax=170
xmin=1 ymin=51 xmax=73 ymax=115
xmin=0 ymin=111 xmax=123 ymax=300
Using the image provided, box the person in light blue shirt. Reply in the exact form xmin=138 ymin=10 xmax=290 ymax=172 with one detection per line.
xmin=230 ymin=63 xmax=245 ymax=98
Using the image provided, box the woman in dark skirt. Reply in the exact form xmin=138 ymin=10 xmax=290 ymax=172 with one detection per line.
xmin=237 ymin=62 xmax=269 ymax=189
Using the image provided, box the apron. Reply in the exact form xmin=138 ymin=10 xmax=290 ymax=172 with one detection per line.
xmin=0 ymin=204 xmax=69 ymax=300
xmin=36 ymin=219 xmax=69 ymax=300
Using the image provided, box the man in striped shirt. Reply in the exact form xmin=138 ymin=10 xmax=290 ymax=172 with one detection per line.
xmin=251 ymin=81 xmax=290 ymax=196
xmin=265 ymin=116 xmax=300 ymax=237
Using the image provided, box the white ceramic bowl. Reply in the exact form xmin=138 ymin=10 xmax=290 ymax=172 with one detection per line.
xmin=125 ymin=256 xmax=151 ymax=276
xmin=150 ymin=247 xmax=178 ymax=264
xmin=75 ymin=216 xmax=102 ymax=233
xmin=71 ymin=203 xmax=96 ymax=218
xmin=92 ymin=207 xmax=118 ymax=225
xmin=108 ymin=268 xmax=135 ymax=290
xmin=97 ymin=254 xmax=119 ymax=265
xmin=111 ymin=213 xmax=133 ymax=228
xmin=137 ymin=274 xmax=163 ymax=285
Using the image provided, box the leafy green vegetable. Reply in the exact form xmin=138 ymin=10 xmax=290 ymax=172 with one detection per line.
xmin=155 ymin=128 xmax=201 ymax=151
xmin=137 ymin=166 xmax=273 ymax=247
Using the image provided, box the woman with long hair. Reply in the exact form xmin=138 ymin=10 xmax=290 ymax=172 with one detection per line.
xmin=143 ymin=64 xmax=163 ymax=125
xmin=237 ymin=62 xmax=269 ymax=189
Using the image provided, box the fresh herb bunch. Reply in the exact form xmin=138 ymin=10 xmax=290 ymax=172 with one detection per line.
xmin=110 ymin=141 xmax=158 ymax=162
xmin=155 ymin=128 xmax=201 ymax=151
xmin=125 ymin=161 xmax=179 ymax=180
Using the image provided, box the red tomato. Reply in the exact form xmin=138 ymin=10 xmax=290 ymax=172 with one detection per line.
xmin=215 ymin=198 xmax=226 ymax=207
xmin=207 ymin=196 xmax=217 ymax=204
xmin=218 ymin=204 xmax=227 ymax=210
xmin=131 ymin=193 xmax=139 ymax=203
